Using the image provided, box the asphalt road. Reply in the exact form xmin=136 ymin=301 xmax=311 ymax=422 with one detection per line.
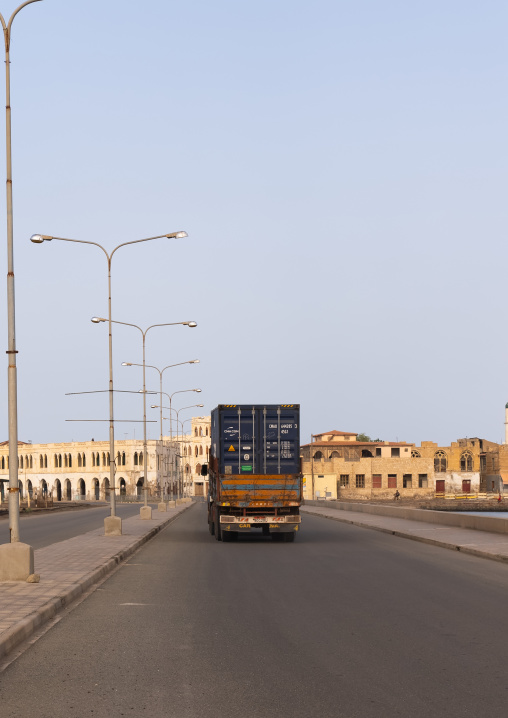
xmin=1 ymin=504 xmax=508 ymax=718
xmin=0 ymin=503 xmax=153 ymax=548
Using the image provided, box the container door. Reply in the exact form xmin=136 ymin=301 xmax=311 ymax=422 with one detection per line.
xmin=258 ymin=406 xmax=299 ymax=475
xmin=219 ymin=406 xmax=257 ymax=475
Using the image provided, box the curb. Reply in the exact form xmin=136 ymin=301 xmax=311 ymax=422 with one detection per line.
xmin=301 ymin=508 xmax=508 ymax=566
xmin=0 ymin=502 xmax=194 ymax=661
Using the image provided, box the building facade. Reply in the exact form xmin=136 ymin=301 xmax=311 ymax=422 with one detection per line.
xmin=301 ymin=431 xmax=499 ymax=500
xmin=0 ymin=438 xmax=177 ymax=502
xmin=178 ymin=416 xmax=211 ymax=496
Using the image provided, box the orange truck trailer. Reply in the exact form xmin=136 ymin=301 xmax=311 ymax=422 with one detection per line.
xmin=206 ymin=404 xmax=302 ymax=542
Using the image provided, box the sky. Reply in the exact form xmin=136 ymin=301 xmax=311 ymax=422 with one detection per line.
xmin=0 ymin=0 xmax=507 ymax=448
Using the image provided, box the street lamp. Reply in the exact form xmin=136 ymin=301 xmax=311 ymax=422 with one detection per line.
xmin=122 ymin=361 xmax=199 ymax=502
xmin=30 ymin=230 xmax=188 ymax=535
xmin=1 ymin=0 xmax=42 ymax=581
xmin=94 ymin=318 xmax=197 ymax=517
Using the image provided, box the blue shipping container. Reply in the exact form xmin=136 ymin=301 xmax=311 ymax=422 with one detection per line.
xmin=211 ymin=404 xmax=300 ymax=475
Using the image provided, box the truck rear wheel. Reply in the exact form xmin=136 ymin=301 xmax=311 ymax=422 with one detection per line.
xmin=214 ymin=507 xmax=222 ymax=541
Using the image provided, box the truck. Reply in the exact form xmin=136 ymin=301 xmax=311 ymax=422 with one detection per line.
xmin=206 ymin=404 xmax=302 ymax=542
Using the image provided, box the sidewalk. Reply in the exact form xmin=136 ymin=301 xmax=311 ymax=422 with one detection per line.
xmin=302 ymin=504 xmax=508 ymax=563
xmin=0 ymin=502 xmax=194 ymax=662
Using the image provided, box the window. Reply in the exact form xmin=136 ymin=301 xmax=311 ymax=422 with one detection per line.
xmin=134 ymin=452 xmax=138 ymax=466
xmin=434 ymin=451 xmax=447 ymax=472
xmin=375 ymin=448 xmax=381 ymax=457
xmin=78 ymin=454 xmax=82 ymax=468
xmin=411 ymin=450 xmax=421 ymax=458
xmin=403 ymin=474 xmax=412 ymax=489
xmin=122 ymin=452 xmax=125 ymax=466
xmin=391 ymin=448 xmax=400 ymax=457
xmin=480 ymin=455 xmax=486 ymax=471
xmin=372 ymin=474 xmax=382 ymax=488
xmin=460 ymin=451 xmax=473 ymax=472
xmin=339 ymin=474 xmax=349 ymax=487
xmin=388 ymin=474 xmax=397 ymax=488
xmin=139 ymin=453 xmax=143 ymax=466
xmin=313 ymin=451 xmax=323 ymax=459
xmin=355 ymin=474 xmax=365 ymax=488
xmin=194 ymin=428 xmax=198 ymax=437
xmin=330 ymin=451 xmax=340 ymax=458
xmin=418 ymin=474 xmax=428 ymax=488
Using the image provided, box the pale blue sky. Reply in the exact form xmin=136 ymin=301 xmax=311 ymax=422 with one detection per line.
xmin=0 ymin=0 xmax=507 ymax=446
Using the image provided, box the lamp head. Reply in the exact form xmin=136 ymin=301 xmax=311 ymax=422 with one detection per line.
xmin=190 ymin=359 xmax=200 ymax=364
xmin=30 ymin=234 xmax=50 ymax=243
xmin=91 ymin=317 xmax=106 ymax=323
xmin=184 ymin=321 xmax=197 ymax=328
xmin=121 ymin=362 xmax=132 ymax=366
xmin=194 ymin=388 xmax=202 ymax=393
xmin=165 ymin=231 xmax=188 ymax=239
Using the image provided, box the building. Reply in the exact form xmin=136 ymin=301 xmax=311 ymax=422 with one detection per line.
xmin=301 ymin=430 xmax=433 ymax=500
xmin=178 ymin=416 xmax=211 ymax=496
xmin=301 ymin=430 xmax=500 ymax=500
xmin=0 ymin=438 xmax=177 ymax=502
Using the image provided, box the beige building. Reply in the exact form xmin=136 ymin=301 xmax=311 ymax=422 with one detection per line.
xmin=301 ymin=430 xmax=500 ymax=500
xmin=0 ymin=438 xmax=178 ymax=502
xmin=178 ymin=416 xmax=211 ymax=497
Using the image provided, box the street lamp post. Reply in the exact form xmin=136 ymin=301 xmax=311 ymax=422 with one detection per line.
xmin=0 ymin=0 xmax=42 ymax=581
xmin=122 ymin=361 xmax=199 ymax=501
xmin=94 ymin=318 xmax=197 ymax=518
xmin=30 ymin=230 xmax=188 ymax=535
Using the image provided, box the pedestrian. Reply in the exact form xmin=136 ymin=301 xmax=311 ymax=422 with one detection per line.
xmin=498 ymin=493 xmax=502 ymax=503
xmin=394 ymin=490 xmax=400 ymax=501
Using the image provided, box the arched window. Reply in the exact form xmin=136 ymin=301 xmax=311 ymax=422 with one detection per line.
xmin=199 ymin=427 xmax=203 ymax=437
xmin=44 ymin=455 xmax=48 ymax=468
xmin=1 ymin=456 xmax=4 ymax=470
xmin=30 ymin=455 xmax=33 ymax=469
xmin=58 ymin=454 xmax=62 ymax=468
xmin=206 ymin=446 xmax=209 ymax=457
xmin=330 ymin=451 xmax=340 ymax=458
xmin=194 ymin=428 xmax=198 ymax=437
xmin=139 ymin=452 xmax=143 ymax=466
xmin=54 ymin=454 xmax=58 ymax=468
xmin=107 ymin=452 xmax=110 ymax=466
xmin=206 ymin=427 xmax=209 ymax=437
xmin=313 ymin=451 xmax=323 ymax=459
xmin=102 ymin=452 xmax=106 ymax=467
xmin=434 ymin=451 xmax=447 ymax=472
xmin=411 ymin=450 xmax=421 ymax=458
xmin=64 ymin=454 xmax=68 ymax=468
xmin=195 ymin=446 xmax=199 ymax=457
xmin=460 ymin=451 xmax=473 ymax=472
xmin=78 ymin=454 xmax=82 ymax=468
xmin=134 ymin=452 xmax=138 ymax=466
xmin=25 ymin=455 xmax=29 ymax=468
xmin=39 ymin=454 xmax=43 ymax=468
xmin=19 ymin=455 xmax=23 ymax=469
xmin=196 ymin=463 xmax=202 ymax=475
xmin=199 ymin=445 xmax=203 ymax=455
xmin=122 ymin=452 xmax=126 ymax=466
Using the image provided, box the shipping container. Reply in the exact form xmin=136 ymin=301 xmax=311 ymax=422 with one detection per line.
xmin=207 ymin=404 xmax=302 ymax=542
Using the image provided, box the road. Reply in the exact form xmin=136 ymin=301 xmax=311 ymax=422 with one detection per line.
xmin=0 ymin=503 xmax=154 ymax=549
xmin=1 ymin=503 xmax=508 ymax=717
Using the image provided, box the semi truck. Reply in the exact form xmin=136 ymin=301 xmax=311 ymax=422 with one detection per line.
xmin=206 ymin=404 xmax=302 ymax=542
